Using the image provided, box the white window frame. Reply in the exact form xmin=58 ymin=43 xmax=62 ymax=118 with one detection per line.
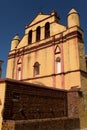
xmin=56 ymin=57 xmax=61 ymax=73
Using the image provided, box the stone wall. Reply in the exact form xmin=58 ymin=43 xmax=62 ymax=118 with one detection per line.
xmin=0 ymin=79 xmax=81 ymax=130
xmin=67 ymin=87 xmax=80 ymax=118
xmin=2 ymin=79 xmax=67 ymax=120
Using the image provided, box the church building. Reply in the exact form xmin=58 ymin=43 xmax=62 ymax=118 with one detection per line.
xmin=0 ymin=8 xmax=87 ymax=130
xmin=6 ymin=8 xmax=87 ymax=90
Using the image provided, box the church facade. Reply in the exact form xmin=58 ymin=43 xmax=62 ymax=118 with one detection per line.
xmin=6 ymin=8 xmax=87 ymax=90
xmin=0 ymin=8 xmax=87 ymax=130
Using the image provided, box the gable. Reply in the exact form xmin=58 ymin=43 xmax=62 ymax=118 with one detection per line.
xmin=26 ymin=13 xmax=50 ymax=27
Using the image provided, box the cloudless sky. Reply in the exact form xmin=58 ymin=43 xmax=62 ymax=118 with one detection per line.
xmin=0 ymin=0 xmax=87 ymax=77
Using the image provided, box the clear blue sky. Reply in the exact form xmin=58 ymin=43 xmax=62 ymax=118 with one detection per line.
xmin=0 ymin=0 xmax=87 ymax=77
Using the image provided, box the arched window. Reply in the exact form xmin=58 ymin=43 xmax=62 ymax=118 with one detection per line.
xmin=28 ymin=30 xmax=32 ymax=44
xmin=45 ymin=22 xmax=50 ymax=38
xmin=17 ymin=57 xmax=22 ymax=80
xmin=36 ymin=26 xmax=40 ymax=42
xmin=18 ymin=67 xmax=21 ymax=80
xmin=56 ymin=57 xmax=61 ymax=73
xmin=34 ymin=62 xmax=40 ymax=76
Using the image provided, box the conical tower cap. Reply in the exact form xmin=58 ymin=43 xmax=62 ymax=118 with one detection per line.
xmin=68 ymin=8 xmax=78 ymax=15
xmin=12 ymin=34 xmax=20 ymax=41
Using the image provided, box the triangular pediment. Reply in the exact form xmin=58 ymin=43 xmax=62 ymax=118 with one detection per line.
xmin=26 ymin=12 xmax=50 ymax=27
xmin=55 ymin=45 xmax=61 ymax=54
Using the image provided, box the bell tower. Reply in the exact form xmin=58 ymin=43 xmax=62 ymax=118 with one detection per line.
xmin=66 ymin=8 xmax=87 ymax=89
xmin=6 ymin=35 xmax=20 ymax=79
xmin=67 ymin=8 xmax=80 ymax=28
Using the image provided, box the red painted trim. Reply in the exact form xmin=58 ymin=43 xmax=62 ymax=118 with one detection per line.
xmin=0 ymin=99 xmax=2 ymax=105
xmin=74 ymin=38 xmax=79 ymax=69
xmin=33 ymin=50 xmax=38 ymax=77
xmin=15 ymin=56 xmax=23 ymax=80
xmin=60 ymin=34 xmax=65 ymax=89
xmin=52 ymin=36 xmax=56 ymax=88
xmin=61 ymin=74 xmax=65 ymax=89
xmin=12 ymin=52 xmax=16 ymax=79
xmin=15 ymin=57 xmax=18 ymax=79
xmin=21 ymin=55 xmax=24 ymax=80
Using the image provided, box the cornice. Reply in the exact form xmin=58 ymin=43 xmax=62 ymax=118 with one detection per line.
xmin=8 ymin=29 xmax=83 ymax=59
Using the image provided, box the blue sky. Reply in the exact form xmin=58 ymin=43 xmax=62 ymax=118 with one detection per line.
xmin=0 ymin=0 xmax=87 ymax=77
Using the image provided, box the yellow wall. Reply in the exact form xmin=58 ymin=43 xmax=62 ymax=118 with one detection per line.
xmin=6 ymin=9 xmax=87 ymax=90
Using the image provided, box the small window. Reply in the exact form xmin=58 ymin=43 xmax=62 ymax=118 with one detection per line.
xmin=34 ymin=62 xmax=40 ymax=76
xmin=28 ymin=30 xmax=32 ymax=44
xmin=36 ymin=26 xmax=40 ymax=42
xmin=17 ymin=57 xmax=22 ymax=80
xmin=18 ymin=67 xmax=21 ymax=80
xmin=45 ymin=22 xmax=50 ymax=38
xmin=56 ymin=57 xmax=61 ymax=73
